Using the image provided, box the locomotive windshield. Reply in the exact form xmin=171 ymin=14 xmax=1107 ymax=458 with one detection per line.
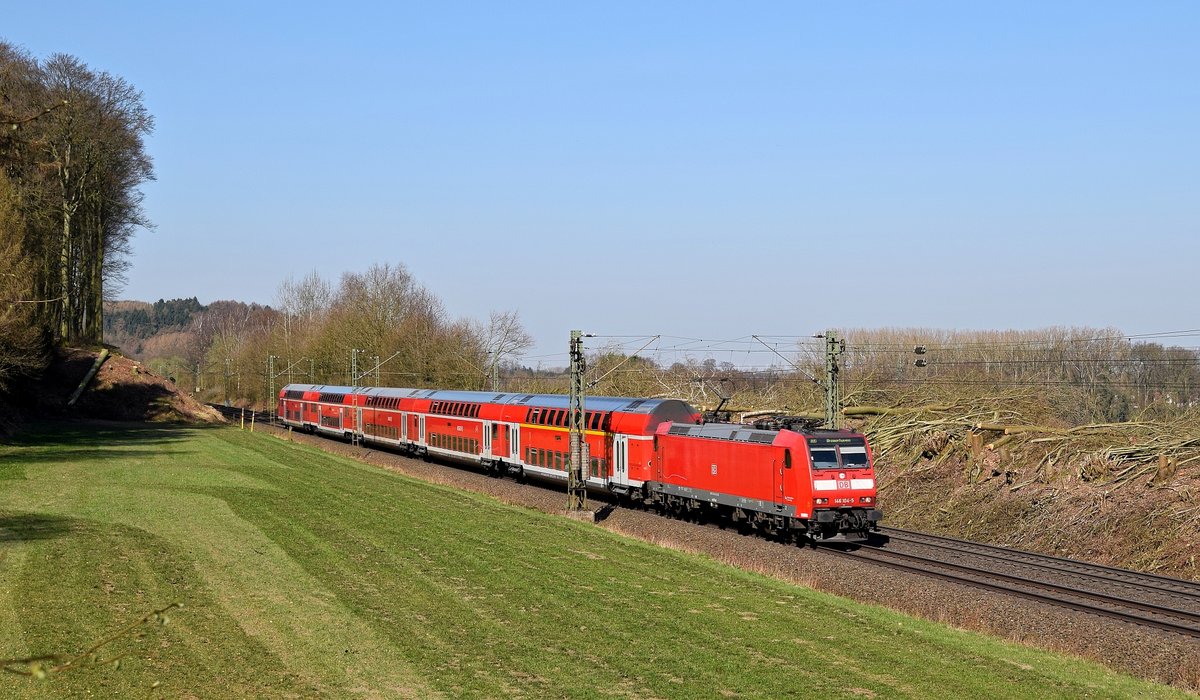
xmin=808 ymin=439 xmax=870 ymax=470
xmin=810 ymin=448 xmax=840 ymax=469
xmin=840 ymin=446 xmax=869 ymax=467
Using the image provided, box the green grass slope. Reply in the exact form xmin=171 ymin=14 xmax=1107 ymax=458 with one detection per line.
xmin=0 ymin=424 xmax=1189 ymax=699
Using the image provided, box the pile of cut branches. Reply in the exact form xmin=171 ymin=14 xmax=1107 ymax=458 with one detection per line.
xmin=844 ymin=395 xmax=1199 ymax=492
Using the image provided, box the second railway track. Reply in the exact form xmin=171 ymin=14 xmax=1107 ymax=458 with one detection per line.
xmin=824 ymin=526 xmax=1200 ymax=638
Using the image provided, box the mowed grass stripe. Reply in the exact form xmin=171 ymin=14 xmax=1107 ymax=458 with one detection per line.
xmin=0 ymin=424 xmax=1188 ymax=699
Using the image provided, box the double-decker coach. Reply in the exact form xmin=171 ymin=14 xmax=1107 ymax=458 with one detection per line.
xmin=277 ymin=383 xmax=882 ymax=541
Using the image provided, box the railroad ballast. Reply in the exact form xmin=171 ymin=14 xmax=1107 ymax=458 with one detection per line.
xmin=277 ymin=384 xmax=883 ymax=541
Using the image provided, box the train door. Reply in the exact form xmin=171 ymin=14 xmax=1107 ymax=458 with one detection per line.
xmin=493 ymin=424 xmax=509 ymax=458
xmin=510 ymin=425 xmax=521 ymax=463
xmin=773 ymin=448 xmax=788 ymax=507
xmin=401 ymin=413 xmax=408 ymax=441
xmin=483 ymin=421 xmax=493 ymax=459
xmin=356 ymin=407 xmax=363 ymax=437
xmin=338 ymin=406 xmax=345 ymax=430
xmin=612 ymin=435 xmax=629 ymax=487
xmin=418 ymin=415 xmax=426 ymax=445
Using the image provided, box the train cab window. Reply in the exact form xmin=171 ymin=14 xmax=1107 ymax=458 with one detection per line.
xmin=840 ymin=446 xmax=869 ymax=467
xmin=784 ymin=449 xmax=792 ymax=469
xmin=810 ymin=447 xmax=839 ymax=469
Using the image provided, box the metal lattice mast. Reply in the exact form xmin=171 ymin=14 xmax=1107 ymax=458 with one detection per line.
xmin=268 ymin=355 xmax=278 ymax=420
xmin=567 ymin=330 xmax=588 ymax=511
xmin=824 ymin=332 xmax=844 ymax=429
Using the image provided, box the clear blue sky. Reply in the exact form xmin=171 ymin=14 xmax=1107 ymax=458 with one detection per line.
xmin=6 ymin=2 xmax=1198 ymax=362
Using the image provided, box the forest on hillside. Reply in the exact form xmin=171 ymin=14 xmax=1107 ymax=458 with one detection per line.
xmin=0 ymin=40 xmax=153 ymax=391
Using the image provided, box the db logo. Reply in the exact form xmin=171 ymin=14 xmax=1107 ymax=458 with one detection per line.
xmin=837 ymin=480 xmax=851 ymax=490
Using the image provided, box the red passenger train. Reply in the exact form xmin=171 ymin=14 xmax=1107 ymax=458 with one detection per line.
xmin=277 ymin=383 xmax=882 ymax=541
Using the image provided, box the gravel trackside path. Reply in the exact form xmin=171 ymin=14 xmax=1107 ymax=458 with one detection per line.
xmin=259 ymin=423 xmax=1200 ymax=692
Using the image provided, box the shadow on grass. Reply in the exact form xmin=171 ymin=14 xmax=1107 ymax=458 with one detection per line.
xmin=4 ymin=447 xmax=195 ymax=464
xmin=0 ymin=513 xmax=74 ymax=546
xmin=3 ymin=422 xmax=218 ymax=451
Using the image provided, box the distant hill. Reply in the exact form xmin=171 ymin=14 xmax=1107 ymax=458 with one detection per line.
xmin=104 ymin=297 xmax=205 ymax=358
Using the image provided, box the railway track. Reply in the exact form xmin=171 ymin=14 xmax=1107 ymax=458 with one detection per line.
xmin=823 ymin=527 xmax=1200 ymax=638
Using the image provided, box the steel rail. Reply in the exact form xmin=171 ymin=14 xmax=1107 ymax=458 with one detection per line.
xmin=823 ymin=546 xmax=1200 ymax=638
xmin=880 ymin=526 xmax=1200 ymax=600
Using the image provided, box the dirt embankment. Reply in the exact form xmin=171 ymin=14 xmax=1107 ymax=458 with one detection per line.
xmin=3 ymin=347 xmax=224 ymax=429
xmin=872 ymin=432 xmax=1198 ymax=583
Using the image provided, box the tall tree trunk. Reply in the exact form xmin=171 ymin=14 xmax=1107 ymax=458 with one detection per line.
xmin=89 ymin=217 xmax=104 ymax=343
xmin=58 ymin=203 xmax=71 ymax=341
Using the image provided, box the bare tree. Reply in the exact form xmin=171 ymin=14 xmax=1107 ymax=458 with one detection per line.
xmin=481 ymin=310 xmax=532 ymax=389
xmin=0 ymin=173 xmax=47 ymax=390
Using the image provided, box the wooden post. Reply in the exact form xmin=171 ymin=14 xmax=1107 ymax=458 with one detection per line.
xmin=250 ymin=412 xmax=255 ymax=432
xmin=240 ymin=408 xmax=245 ymax=431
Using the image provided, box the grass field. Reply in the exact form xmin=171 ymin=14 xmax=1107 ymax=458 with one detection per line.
xmin=0 ymin=423 xmax=1189 ymax=699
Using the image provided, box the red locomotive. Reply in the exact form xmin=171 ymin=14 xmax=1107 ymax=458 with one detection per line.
xmin=277 ymin=384 xmax=882 ymax=541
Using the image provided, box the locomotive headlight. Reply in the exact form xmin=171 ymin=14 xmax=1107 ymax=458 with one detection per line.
xmin=860 ymin=496 xmax=873 ymax=504
xmin=815 ymin=498 xmax=828 ymax=504
xmin=839 ymin=472 xmax=846 ymax=479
